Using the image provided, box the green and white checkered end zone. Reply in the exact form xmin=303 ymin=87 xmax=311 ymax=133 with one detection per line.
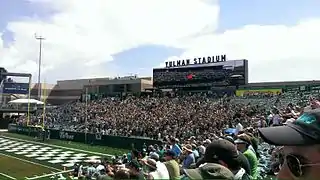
xmin=0 ymin=137 xmax=102 ymax=168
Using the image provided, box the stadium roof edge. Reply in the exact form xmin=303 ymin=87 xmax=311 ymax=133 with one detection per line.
xmin=56 ymin=76 xmax=152 ymax=83
xmin=2 ymin=72 xmax=32 ymax=77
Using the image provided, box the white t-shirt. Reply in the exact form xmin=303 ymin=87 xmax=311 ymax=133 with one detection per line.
xmin=96 ymin=164 xmax=105 ymax=171
xmin=78 ymin=165 xmax=83 ymax=177
xmin=153 ymin=161 xmax=170 ymax=179
xmin=236 ymin=123 xmax=243 ymax=134
xmin=198 ymin=145 xmax=206 ymax=155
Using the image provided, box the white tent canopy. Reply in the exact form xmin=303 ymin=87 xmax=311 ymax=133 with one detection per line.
xmin=8 ymin=98 xmax=44 ymax=105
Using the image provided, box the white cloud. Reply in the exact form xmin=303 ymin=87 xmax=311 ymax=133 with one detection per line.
xmin=166 ymin=19 xmax=320 ymax=82
xmin=2 ymin=0 xmax=320 ymax=84
xmin=0 ymin=0 xmax=219 ymax=83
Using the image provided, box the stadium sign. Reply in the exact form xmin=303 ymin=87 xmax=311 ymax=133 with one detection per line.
xmin=165 ymin=55 xmax=227 ymax=68
xmin=2 ymin=82 xmax=29 ymax=94
xmin=59 ymin=131 xmax=75 ymax=140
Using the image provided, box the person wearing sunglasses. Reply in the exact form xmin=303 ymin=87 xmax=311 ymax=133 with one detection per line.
xmin=258 ymin=107 xmax=320 ymax=180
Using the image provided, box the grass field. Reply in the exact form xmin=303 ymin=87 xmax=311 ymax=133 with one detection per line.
xmin=0 ymin=154 xmax=54 ymax=179
xmin=0 ymin=132 xmax=128 ymax=180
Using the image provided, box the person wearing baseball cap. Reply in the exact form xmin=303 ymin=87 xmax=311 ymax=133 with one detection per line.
xmin=258 ymin=107 xmax=320 ymax=180
xmin=164 ymin=150 xmax=180 ymax=180
xmin=184 ymin=163 xmax=234 ymax=179
xmin=196 ymin=139 xmax=251 ymax=180
xmin=234 ymin=134 xmax=258 ymax=179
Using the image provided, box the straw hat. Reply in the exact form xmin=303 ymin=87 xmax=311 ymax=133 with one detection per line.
xmin=183 ymin=144 xmax=193 ymax=152
xmin=144 ymin=158 xmax=157 ymax=170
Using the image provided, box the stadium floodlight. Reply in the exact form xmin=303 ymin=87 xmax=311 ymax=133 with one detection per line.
xmin=34 ymin=33 xmax=45 ymax=101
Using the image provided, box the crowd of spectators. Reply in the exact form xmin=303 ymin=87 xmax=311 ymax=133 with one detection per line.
xmin=21 ymin=95 xmax=264 ymax=140
xmin=64 ymin=134 xmax=260 ymax=180
xmin=15 ymin=90 xmax=320 ymax=179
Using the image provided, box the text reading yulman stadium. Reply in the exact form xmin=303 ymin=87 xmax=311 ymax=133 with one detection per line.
xmin=165 ymin=54 xmax=227 ymax=68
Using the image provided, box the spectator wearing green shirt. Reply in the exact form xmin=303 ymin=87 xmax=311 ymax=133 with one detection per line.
xmin=235 ymin=134 xmax=259 ymax=179
xmin=164 ymin=150 xmax=180 ymax=180
xmin=157 ymin=145 xmax=165 ymax=161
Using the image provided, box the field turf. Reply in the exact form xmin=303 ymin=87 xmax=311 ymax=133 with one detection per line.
xmin=1 ymin=132 xmax=128 ymax=155
xmin=0 ymin=154 xmax=54 ymax=179
xmin=0 ymin=132 xmax=128 ymax=179
xmin=0 ymin=132 xmax=276 ymax=180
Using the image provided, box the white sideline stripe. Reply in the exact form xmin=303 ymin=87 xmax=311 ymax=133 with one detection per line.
xmin=0 ymin=152 xmax=62 ymax=172
xmin=0 ymin=173 xmax=16 ymax=180
xmin=25 ymin=169 xmax=73 ymax=180
xmin=1 ymin=135 xmax=113 ymax=157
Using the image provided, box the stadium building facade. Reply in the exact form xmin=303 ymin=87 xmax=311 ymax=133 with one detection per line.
xmin=30 ymin=76 xmax=153 ymax=105
xmin=2 ymin=57 xmax=320 ymax=106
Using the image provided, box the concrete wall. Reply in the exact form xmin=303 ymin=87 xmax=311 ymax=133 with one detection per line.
xmin=141 ymin=79 xmax=153 ymax=91
xmin=29 ymin=83 xmax=82 ymax=105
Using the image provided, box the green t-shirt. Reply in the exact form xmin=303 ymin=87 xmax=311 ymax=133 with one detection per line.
xmin=243 ymin=149 xmax=258 ymax=179
xmin=158 ymin=149 xmax=165 ymax=160
xmin=164 ymin=160 xmax=180 ymax=180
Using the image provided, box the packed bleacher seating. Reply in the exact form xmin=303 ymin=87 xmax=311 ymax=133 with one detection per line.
xmin=14 ymin=90 xmax=320 ymax=179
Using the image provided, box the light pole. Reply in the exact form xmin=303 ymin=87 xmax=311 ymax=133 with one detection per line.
xmin=35 ymin=34 xmax=45 ymax=101
xmin=85 ymin=87 xmax=88 ymax=144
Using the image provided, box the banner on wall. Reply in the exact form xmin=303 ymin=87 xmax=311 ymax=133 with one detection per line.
xmin=236 ymin=89 xmax=282 ymax=96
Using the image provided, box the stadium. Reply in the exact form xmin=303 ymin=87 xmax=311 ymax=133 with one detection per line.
xmin=0 ymin=57 xmax=319 ymax=179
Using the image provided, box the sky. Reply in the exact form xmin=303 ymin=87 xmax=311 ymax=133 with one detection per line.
xmin=0 ymin=0 xmax=320 ymax=83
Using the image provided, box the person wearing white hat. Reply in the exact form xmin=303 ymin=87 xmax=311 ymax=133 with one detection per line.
xmin=149 ymin=152 xmax=170 ymax=179
xmin=235 ymin=134 xmax=258 ymax=179
xmin=142 ymin=158 xmax=170 ymax=180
